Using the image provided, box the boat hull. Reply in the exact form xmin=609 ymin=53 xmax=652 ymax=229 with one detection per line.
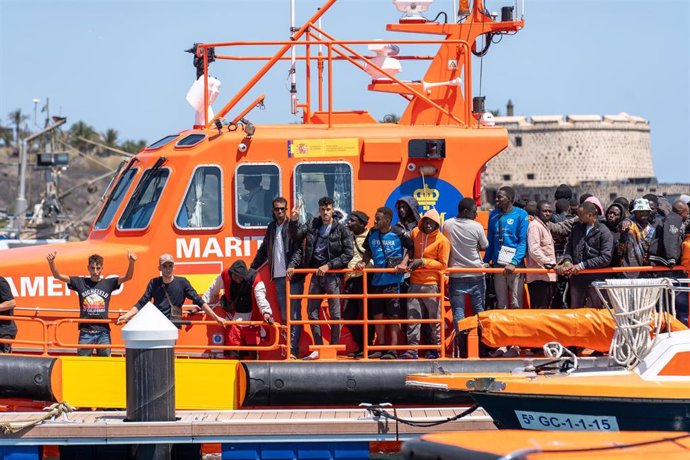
xmin=471 ymin=392 xmax=690 ymax=431
xmin=0 ymin=354 xmax=599 ymax=408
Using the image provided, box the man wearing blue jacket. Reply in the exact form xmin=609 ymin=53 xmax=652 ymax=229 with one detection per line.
xmin=484 ymin=186 xmax=529 ymax=309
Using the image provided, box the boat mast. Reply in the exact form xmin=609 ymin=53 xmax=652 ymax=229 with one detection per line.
xmin=290 ymin=0 xmax=298 ymax=115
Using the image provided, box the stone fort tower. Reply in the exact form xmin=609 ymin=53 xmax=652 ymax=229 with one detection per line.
xmin=482 ymin=112 xmax=655 ymax=189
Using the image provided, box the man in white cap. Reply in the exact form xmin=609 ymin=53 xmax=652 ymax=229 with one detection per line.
xmin=618 ymin=198 xmax=657 ymax=277
xmin=117 ymin=254 xmax=223 ymax=327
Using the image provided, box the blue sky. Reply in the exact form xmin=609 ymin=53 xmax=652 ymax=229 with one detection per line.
xmin=1 ymin=0 xmax=688 ymax=182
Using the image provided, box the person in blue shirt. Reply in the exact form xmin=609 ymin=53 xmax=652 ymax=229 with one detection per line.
xmin=484 ymin=186 xmax=529 ymax=309
xmin=356 ymin=207 xmax=414 ymax=359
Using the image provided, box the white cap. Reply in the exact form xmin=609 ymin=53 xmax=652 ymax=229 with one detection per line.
xmin=159 ymin=253 xmax=175 ymax=264
xmin=122 ymin=302 xmax=179 ymax=349
xmin=632 ymin=198 xmax=652 ymax=212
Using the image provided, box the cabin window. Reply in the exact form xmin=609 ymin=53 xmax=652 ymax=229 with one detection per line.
xmin=146 ymin=135 xmax=178 ymax=150
xmin=117 ymin=167 xmax=170 ymax=230
xmin=175 ymin=165 xmax=223 ymax=230
xmin=93 ymin=168 xmax=138 ymax=230
xmin=294 ymin=162 xmax=353 ymax=222
xmin=235 ymin=163 xmax=280 ymax=228
xmin=175 ymin=133 xmax=206 ymax=148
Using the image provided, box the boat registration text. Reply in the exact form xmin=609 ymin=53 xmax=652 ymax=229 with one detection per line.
xmin=515 ymin=410 xmax=619 ymax=431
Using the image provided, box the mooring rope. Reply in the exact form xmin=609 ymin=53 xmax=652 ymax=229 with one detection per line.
xmin=362 ymin=403 xmax=479 ymax=428
xmin=604 ymin=279 xmax=669 ymax=368
xmin=0 ymin=401 xmax=75 ymax=435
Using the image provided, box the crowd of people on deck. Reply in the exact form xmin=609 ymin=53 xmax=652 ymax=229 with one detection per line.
xmin=0 ymin=186 xmax=689 ymax=359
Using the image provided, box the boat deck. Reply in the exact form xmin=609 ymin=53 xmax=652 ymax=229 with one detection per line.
xmin=0 ymin=406 xmax=494 ymax=445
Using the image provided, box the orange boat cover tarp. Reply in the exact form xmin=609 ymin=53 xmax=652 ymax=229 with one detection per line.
xmin=417 ymin=430 xmax=690 ymax=459
xmin=457 ymin=309 xmax=687 ymax=352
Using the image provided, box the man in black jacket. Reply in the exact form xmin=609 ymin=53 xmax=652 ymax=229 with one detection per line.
xmin=649 ymin=200 xmax=689 ymax=269
xmin=289 ymin=196 xmax=354 ymax=360
xmin=251 ymin=196 xmax=305 ymax=358
xmin=558 ymin=202 xmax=614 ymax=308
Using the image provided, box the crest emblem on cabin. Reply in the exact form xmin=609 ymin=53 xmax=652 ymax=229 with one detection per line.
xmin=413 ymin=184 xmax=440 ymax=211
xmin=385 ymin=177 xmax=463 ymax=229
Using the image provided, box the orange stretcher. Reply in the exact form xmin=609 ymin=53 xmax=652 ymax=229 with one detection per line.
xmin=458 ymin=308 xmax=687 ymax=354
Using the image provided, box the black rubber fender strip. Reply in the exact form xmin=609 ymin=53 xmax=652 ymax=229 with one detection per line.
xmin=240 ymin=359 xmax=540 ymax=407
xmin=0 ymin=354 xmax=56 ymax=401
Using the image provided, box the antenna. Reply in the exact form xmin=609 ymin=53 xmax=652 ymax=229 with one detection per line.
xmin=289 ymin=0 xmax=298 ymax=114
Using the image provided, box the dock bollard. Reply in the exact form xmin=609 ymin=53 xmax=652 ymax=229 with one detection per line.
xmin=122 ymin=302 xmax=179 ymax=459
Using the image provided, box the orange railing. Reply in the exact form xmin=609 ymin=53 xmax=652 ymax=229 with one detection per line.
xmin=0 ymin=314 xmax=49 ymax=355
xmin=51 ymin=317 xmax=281 ymax=355
xmin=202 ymin=38 xmax=471 ymax=128
xmin=2 ymin=265 xmax=686 ymax=359
xmin=285 ymin=265 xmax=689 ymax=360
xmin=5 ymin=313 xmax=280 ymax=357
xmin=53 ymin=318 xmax=118 ymax=353
xmin=200 ymin=29 xmax=472 ymax=127
xmin=288 ymin=267 xmax=448 ymax=358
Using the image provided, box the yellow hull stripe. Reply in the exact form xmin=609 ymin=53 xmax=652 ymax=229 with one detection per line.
xmin=59 ymin=356 xmax=239 ymax=409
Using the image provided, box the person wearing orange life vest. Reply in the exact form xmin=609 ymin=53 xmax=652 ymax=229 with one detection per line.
xmin=203 ymin=260 xmax=276 ymax=359
xmin=400 ymin=209 xmax=450 ymax=360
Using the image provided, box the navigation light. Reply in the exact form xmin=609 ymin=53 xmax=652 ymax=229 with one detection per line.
xmin=393 ymin=0 xmax=433 ymax=23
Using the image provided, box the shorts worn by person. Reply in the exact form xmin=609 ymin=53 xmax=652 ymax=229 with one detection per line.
xmin=357 ymin=206 xmax=414 ymax=359
xmin=0 ymin=276 xmax=17 ymax=354
xmin=47 ymin=251 xmax=137 ymax=357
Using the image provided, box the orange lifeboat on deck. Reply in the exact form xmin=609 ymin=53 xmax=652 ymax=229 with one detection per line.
xmin=407 ymin=279 xmax=690 ymax=431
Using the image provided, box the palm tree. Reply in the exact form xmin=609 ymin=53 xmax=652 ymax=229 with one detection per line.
xmin=99 ymin=129 xmax=119 ymax=157
xmin=68 ymin=121 xmax=98 ymax=153
xmin=101 ymin=129 xmax=119 ymax=147
xmin=7 ymin=109 xmax=29 ymax=155
xmin=120 ymin=139 xmax=147 ymax=154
